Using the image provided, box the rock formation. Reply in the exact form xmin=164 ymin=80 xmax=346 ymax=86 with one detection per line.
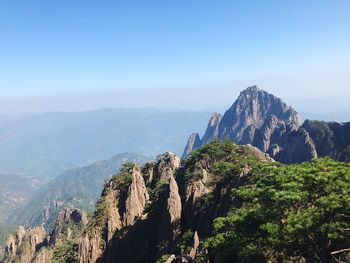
xmin=182 ymin=86 xmax=350 ymax=164
xmin=2 ymin=208 xmax=88 ymax=263
xmin=78 ymin=164 xmax=149 ymax=263
xmin=153 ymin=152 xmax=181 ymax=183
xmin=302 ymin=120 xmax=350 ymax=161
xmin=182 ymin=133 xmax=201 ymax=159
xmin=3 ymin=226 xmax=46 ymax=263
xmin=6 ymin=138 xmax=348 ymax=262
xmin=201 ymin=112 xmax=223 ymax=145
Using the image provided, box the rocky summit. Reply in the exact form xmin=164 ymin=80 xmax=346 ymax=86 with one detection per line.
xmin=183 ymin=86 xmax=350 ymax=163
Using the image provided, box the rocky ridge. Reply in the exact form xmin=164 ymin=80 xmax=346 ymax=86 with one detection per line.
xmin=45 ymin=142 xmax=272 ymax=262
xmin=78 ymin=164 xmax=150 ymax=263
xmin=2 ymin=208 xmax=88 ymax=263
xmin=4 ymin=139 xmax=350 ymax=262
xmin=183 ymin=86 xmax=350 ymax=163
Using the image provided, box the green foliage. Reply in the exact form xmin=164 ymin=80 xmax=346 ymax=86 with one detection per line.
xmin=52 ymin=242 xmax=79 ymax=263
xmin=183 ymin=140 xmax=260 ymax=183
xmin=10 ymin=153 xmax=150 ymax=229
xmin=178 ymin=230 xmax=194 ymax=254
xmin=145 ymin=180 xmax=167 ymax=214
xmin=206 ymin=158 xmax=350 ymax=262
xmin=141 ymin=161 xmax=155 ymax=183
xmin=156 ymin=254 xmax=171 ymax=263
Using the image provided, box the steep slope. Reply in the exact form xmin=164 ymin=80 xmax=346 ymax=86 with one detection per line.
xmin=5 ymin=141 xmax=350 ymax=262
xmin=80 ymin=141 xmax=350 ymax=263
xmin=9 ymin=153 xmax=151 ymax=229
xmin=183 ymin=86 xmax=317 ymax=163
xmin=302 ymin=120 xmax=350 ymax=161
xmin=217 ymin=85 xmax=301 ymax=144
xmin=76 ymin=141 xmax=271 ymax=263
xmin=2 ymin=208 xmax=88 ymax=263
xmin=78 ymin=163 xmax=152 ymax=263
xmin=0 ymin=174 xmax=41 ymax=223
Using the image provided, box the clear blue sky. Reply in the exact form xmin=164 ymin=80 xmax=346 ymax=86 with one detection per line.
xmin=0 ymin=0 xmax=349 ymax=113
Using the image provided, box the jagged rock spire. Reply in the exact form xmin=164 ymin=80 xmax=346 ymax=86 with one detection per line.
xmin=182 ymin=86 xmax=317 ymax=163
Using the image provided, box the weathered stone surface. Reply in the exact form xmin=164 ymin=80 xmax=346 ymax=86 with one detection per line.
xmin=32 ymin=247 xmax=54 ymax=263
xmin=3 ymin=207 xmax=88 ymax=263
xmin=51 ymin=208 xmax=88 ymax=245
xmin=167 ymin=176 xmax=182 ymax=226
xmin=189 ymin=231 xmax=200 ymax=259
xmin=218 ymin=86 xmax=300 ymax=143
xmin=182 ymin=133 xmax=201 ymax=159
xmin=182 ymin=86 xmax=324 ymax=163
xmin=124 ymin=166 xmax=150 ymax=226
xmin=302 ymin=120 xmax=350 ymax=161
xmin=156 ymin=152 xmax=181 ymax=183
xmin=3 ymin=226 xmax=46 ymax=263
xmin=201 ymin=112 xmax=223 ymax=144
xmin=78 ymin=230 xmax=103 ymax=263
xmin=78 ymin=165 xmax=149 ymax=263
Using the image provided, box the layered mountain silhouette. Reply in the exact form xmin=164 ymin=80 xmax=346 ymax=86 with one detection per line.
xmin=4 ymin=141 xmax=350 ymax=263
xmin=183 ymin=86 xmax=350 ymax=163
xmin=8 ymin=153 xmax=150 ymax=229
xmin=2 ymin=87 xmax=350 ymax=263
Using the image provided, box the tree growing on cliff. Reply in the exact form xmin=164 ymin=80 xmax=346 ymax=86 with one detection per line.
xmin=207 ymin=158 xmax=350 ymax=262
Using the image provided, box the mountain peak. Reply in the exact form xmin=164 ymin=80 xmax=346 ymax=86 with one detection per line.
xmin=242 ymin=85 xmax=260 ymax=93
xmin=182 ymin=86 xmax=308 ymax=162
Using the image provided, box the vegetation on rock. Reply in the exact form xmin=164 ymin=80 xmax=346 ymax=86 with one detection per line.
xmin=4 ymin=140 xmax=350 ymax=262
xmin=206 ymin=158 xmax=350 ymax=262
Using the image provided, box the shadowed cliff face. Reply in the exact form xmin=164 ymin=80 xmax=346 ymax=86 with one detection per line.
xmin=70 ymin=141 xmax=273 ymax=263
xmin=183 ymin=86 xmax=350 ymax=164
xmin=302 ymin=120 xmax=350 ymax=161
xmin=77 ymin=164 xmax=151 ymax=263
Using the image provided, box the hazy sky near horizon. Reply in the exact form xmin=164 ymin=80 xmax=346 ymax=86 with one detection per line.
xmin=0 ymin=0 xmax=349 ymax=114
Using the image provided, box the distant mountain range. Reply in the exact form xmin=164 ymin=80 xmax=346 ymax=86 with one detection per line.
xmin=0 ymin=108 xmax=209 ymax=179
xmin=0 ymin=174 xmax=41 ymax=222
xmin=5 ymin=141 xmax=350 ymax=263
xmin=7 ymin=152 xmax=151 ymax=229
xmin=2 ymin=87 xmax=350 ymax=263
xmin=183 ymin=86 xmax=350 ymax=163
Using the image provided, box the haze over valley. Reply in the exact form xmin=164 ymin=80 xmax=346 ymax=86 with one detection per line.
xmin=0 ymin=1 xmax=349 ymax=262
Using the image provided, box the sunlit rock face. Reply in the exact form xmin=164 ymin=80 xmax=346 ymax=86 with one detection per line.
xmin=183 ymin=86 xmax=319 ymax=163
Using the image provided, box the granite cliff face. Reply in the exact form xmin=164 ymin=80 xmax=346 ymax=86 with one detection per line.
xmin=78 ymin=164 xmax=150 ymax=263
xmin=302 ymin=120 xmax=350 ymax=161
xmin=69 ymin=142 xmax=273 ymax=263
xmin=2 ymin=208 xmax=87 ymax=263
xmin=4 ymin=139 xmax=350 ymax=262
xmin=3 ymin=226 xmax=46 ymax=263
xmin=217 ymin=86 xmax=301 ymax=144
xmin=183 ymin=86 xmax=350 ymax=164
xmin=85 ymin=152 xmax=182 ymax=263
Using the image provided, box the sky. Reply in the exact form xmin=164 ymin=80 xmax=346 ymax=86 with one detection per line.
xmin=0 ymin=0 xmax=349 ymax=114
